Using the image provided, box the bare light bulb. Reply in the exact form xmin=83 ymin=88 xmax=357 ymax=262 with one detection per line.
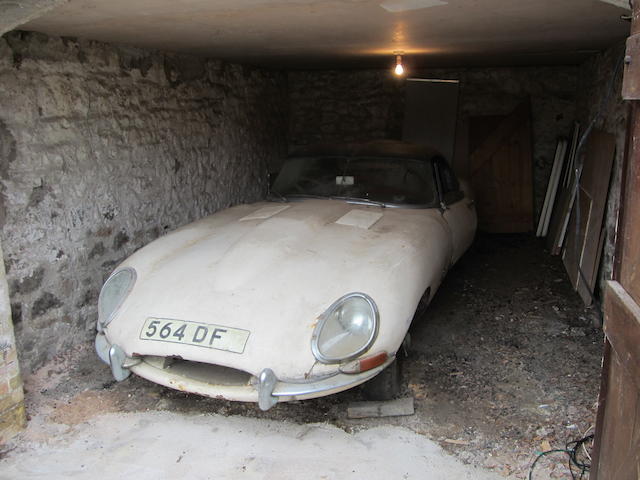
xmin=394 ymin=55 xmax=404 ymax=76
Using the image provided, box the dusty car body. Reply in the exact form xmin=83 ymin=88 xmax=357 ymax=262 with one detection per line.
xmin=95 ymin=141 xmax=476 ymax=410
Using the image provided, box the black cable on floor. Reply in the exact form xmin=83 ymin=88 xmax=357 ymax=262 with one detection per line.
xmin=566 ymin=435 xmax=594 ymax=480
xmin=528 ymin=434 xmax=594 ymax=480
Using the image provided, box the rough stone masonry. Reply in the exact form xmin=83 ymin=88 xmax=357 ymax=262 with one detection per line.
xmin=0 ymin=31 xmax=288 ymax=373
xmin=0 ymin=242 xmax=25 ymax=444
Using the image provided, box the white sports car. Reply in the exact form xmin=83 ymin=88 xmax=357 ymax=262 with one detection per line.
xmin=95 ymin=141 xmax=476 ymax=410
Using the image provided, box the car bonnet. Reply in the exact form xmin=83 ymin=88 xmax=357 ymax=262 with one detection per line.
xmin=103 ymin=199 xmax=449 ymax=379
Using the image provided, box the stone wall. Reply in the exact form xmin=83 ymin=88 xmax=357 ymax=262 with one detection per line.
xmin=0 ymin=242 xmax=25 ymax=444
xmin=575 ymin=42 xmax=627 ymax=303
xmin=288 ymin=66 xmax=579 ymax=215
xmin=0 ymin=31 xmax=288 ymax=371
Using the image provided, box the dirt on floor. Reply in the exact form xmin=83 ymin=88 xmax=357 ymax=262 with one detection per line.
xmin=9 ymin=234 xmax=603 ymax=479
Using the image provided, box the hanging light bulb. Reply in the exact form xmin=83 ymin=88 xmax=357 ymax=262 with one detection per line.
xmin=394 ymin=54 xmax=404 ymax=76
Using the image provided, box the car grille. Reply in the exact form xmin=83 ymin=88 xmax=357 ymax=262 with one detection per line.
xmin=145 ymin=356 xmax=253 ymax=386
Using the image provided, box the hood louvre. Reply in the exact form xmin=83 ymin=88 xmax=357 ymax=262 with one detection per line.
xmin=239 ymin=205 xmax=290 ymax=222
xmin=335 ymin=209 xmax=383 ymax=230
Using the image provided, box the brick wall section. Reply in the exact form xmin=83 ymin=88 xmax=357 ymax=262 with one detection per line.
xmin=0 ymin=242 xmax=25 ymax=444
xmin=0 ymin=31 xmax=288 ymax=372
xmin=288 ymin=66 xmax=579 ymax=217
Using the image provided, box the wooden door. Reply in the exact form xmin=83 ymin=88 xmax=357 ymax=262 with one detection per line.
xmin=469 ymin=101 xmax=534 ymax=233
xmin=591 ymin=8 xmax=640 ymax=475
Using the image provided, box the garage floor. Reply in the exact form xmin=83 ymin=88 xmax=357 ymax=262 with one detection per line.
xmin=0 ymin=234 xmax=603 ymax=479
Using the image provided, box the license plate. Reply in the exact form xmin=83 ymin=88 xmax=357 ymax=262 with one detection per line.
xmin=139 ymin=317 xmax=250 ymax=354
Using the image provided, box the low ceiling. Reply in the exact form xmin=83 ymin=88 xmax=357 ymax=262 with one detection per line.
xmin=19 ymin=0 xmax=631 ymax=68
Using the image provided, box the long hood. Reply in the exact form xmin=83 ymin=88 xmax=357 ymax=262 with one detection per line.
xmin=107 ymin=199 xmax=451 ymax=378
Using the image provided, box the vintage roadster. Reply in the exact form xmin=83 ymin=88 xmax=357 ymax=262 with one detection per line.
xmin=95 ymin=140 xmax=476 ymax=410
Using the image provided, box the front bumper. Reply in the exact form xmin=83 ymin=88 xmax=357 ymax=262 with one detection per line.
xmin=96 ymin=332 xmax=392 ymax=410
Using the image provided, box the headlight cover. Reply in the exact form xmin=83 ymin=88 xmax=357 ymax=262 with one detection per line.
xmin=311 ymin=292 xmax=379 ymax=364
xmin=97 ymin=267 xmax=136 ymax=329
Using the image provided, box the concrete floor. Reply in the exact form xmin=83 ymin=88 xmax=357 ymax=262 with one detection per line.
xmin=1 ymin=411 xmax=503 ymax=479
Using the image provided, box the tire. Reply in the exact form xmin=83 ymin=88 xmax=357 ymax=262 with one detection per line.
xmin=361 ymin=356 xmax=402 ymax=401
xmin=412 ymin=287 xmax=431 ymax=322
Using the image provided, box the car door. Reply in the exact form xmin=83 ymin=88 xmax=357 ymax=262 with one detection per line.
xmin=435 ymin=158 xmax=477 ymax=264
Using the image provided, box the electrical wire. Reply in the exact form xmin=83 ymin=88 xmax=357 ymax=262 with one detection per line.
xmin=581 ymin=425 xmax=594 ymax=462
xmin=529 ymin=449 xmax=569 ymax=480
xmin=528 ymin=434 xmax=594 ymax=480
xmin=566 ymin=435 xmax=595 ymax=479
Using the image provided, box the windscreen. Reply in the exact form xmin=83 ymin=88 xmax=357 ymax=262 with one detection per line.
xmin=271 ymin=156 xmax=437 ymax=206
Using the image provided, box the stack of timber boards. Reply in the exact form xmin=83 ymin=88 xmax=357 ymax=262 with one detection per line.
xmin=562 ymin=129 xmax=616 ymax=306
xmin=546 ymin=123 xmax=581 ymax=254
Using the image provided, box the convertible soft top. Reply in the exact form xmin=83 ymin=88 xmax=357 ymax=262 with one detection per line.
xmin=289 ymin=140 xmax=445 ymax=162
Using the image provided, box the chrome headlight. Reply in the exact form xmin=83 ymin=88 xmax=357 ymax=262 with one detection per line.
xmin=97 ymin=267 xmax=136 ymax=329
xmin=311 ymin=292 xmax=379 ymax=364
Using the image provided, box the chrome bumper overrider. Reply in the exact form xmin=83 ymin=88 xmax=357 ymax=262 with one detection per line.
xmin=95 ymin=332 xmax=393 ymax=410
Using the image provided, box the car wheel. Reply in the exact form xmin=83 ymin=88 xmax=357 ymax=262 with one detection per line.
xmin=361 ymin=355 xmax=402 ymax=401
xmin=412 ymin=287 xmax=431 ymax=322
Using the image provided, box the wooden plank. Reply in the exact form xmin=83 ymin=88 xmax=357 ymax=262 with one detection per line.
xmin=563 ymin=187 xmax=592 ymax=289
xmin=619 ymin=106 xmax=640 ymax=304
xmin=536 ymin=139 xmax=562 ymax=236
xmin=557 ymin=168 xmax=582 ymax=252
xmin=603 ymin=281 xmax=640 ymax=386
xmin=563 ymin=123 xmax=580 ymax=188
xmin=443 ymin=438 xmax=470 ymax=446
xmin=536 ymin=147 xmax=555 ymax=236
xmin=540 ymin=139 xmax=567 ymax=237
xmin=547 ymin=172 xmax=578 ymax=254
xmin=577 ymin=226 xmax=606 ymax=307
xmin=347 ymin=397 xmax=415 ymax=419
xmin=561 ymin=130 xmax=615 ymax=304
xmin=573 ymin=132 xmax=615 ymax=303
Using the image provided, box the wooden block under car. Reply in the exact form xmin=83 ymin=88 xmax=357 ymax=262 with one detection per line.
xmin=347 ymin=397 xmax=415 ymax=419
